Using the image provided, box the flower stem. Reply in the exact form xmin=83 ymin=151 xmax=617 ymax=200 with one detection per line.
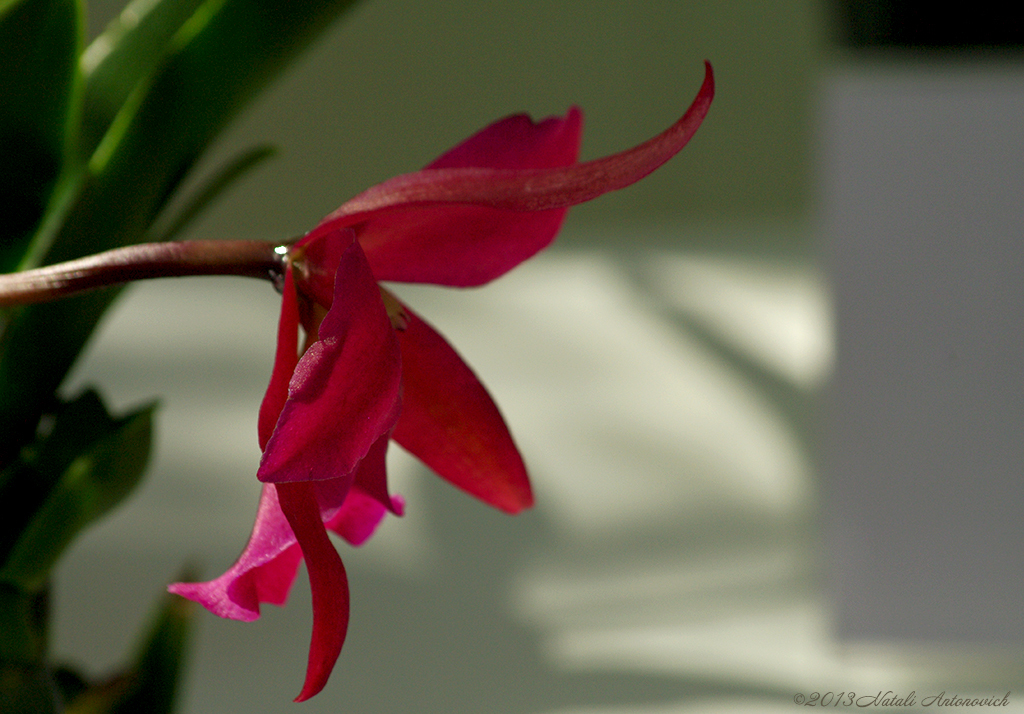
xmin=0 ymin=241 xmax=288 ymax=307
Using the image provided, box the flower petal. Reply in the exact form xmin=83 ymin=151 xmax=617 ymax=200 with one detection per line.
xmin=326 ymin=486 xmax=389 ymax=546
xmin=426 ymin=108 xmax=582 ymax=170
xmin=354 ymin=427 xmax=403 ymax=513
xmin=258 ymin=233 xmax=402 ymax=483
xmin=168 ymin=484 xmax=302 ymax=621
xmin=342 ymin=62 xmax=713 ymax=214
xmin=357 ymin=204 xmax=570 ymax=287
xmin=324 ymin=428 xmax=407 ymax=545
xmin=301 ymin=109 xmax=582 ymax=287
xmin=307 ymin=62 xmax=713 ymax=286
xmin=277 ymin=481 xmax=350 ymax=703
xmin=167 ymin=475 xmax=372 ymax=620
xmin=258 ymin=265 xmax=301 ymax=450
xmin=391 ymin=307 xmax=532 ymax=513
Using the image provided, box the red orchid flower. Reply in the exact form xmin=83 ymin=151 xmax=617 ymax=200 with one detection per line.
xmin=170 ymin=62 xmax=713 ymax=702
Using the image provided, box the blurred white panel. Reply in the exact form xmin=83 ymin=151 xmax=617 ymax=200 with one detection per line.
xmin=821 ymin=65 xmax=1024 ymax=643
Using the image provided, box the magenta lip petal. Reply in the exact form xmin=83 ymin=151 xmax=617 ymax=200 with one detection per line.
xmin=167 ymin=484 xmax=303 ymax=621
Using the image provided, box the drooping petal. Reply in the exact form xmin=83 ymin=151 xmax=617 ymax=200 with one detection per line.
xmin=391 ymin=307 xmax=532 ymax=514
xmin=277 ymin=481 xmax=350 ymax=703
xmin=258 ymin=233 xmax=402 ymax=483
xmin=309 ymin=432 xmax=405 ymax=547
xmin=326 ymin=494 xmax=405 ymax=554
xmin=168 ymin=483 xmax=303 ymax=621
xmin=167 ymin=471 xmax=387 ymax=623
xmin=258 ymin=265 xmax=301 ymax=450
xmin=305 ymin=62 xmax=713 ymax=287
xmin=312 ymin=425 xmax=403 ymax=520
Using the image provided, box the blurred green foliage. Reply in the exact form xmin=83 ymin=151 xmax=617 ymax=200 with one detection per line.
xmin=0 ymin=0 xmax=367 ymax=709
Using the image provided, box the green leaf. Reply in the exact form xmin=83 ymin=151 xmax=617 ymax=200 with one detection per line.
xmin=109 ymin=578 xmax=196 ymax=714
xmin=0 ymin=0 xmax=363 ymax=460
xmin=0 ymin=287 xmax=125 ymax=466
xmin=0 ymin=582 xmax=48 ymax=664
xmin=0 ymin=650 xmax=60 ymax=714
xmin=78 ymin=0 xmax=209 ymax=161
xmin=35 ymin=0 xmax=364 ymax=268
xmin=0 ymin=0 xmax=82 ymax=271
xmin=0 ymin=390 xmax=156 ymax=591
xmin=0 ymin=581 xmax=53 ymax=711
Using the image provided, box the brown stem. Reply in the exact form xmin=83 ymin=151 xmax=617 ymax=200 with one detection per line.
xmin=0 ymin=241 xmax=288 ymax=307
